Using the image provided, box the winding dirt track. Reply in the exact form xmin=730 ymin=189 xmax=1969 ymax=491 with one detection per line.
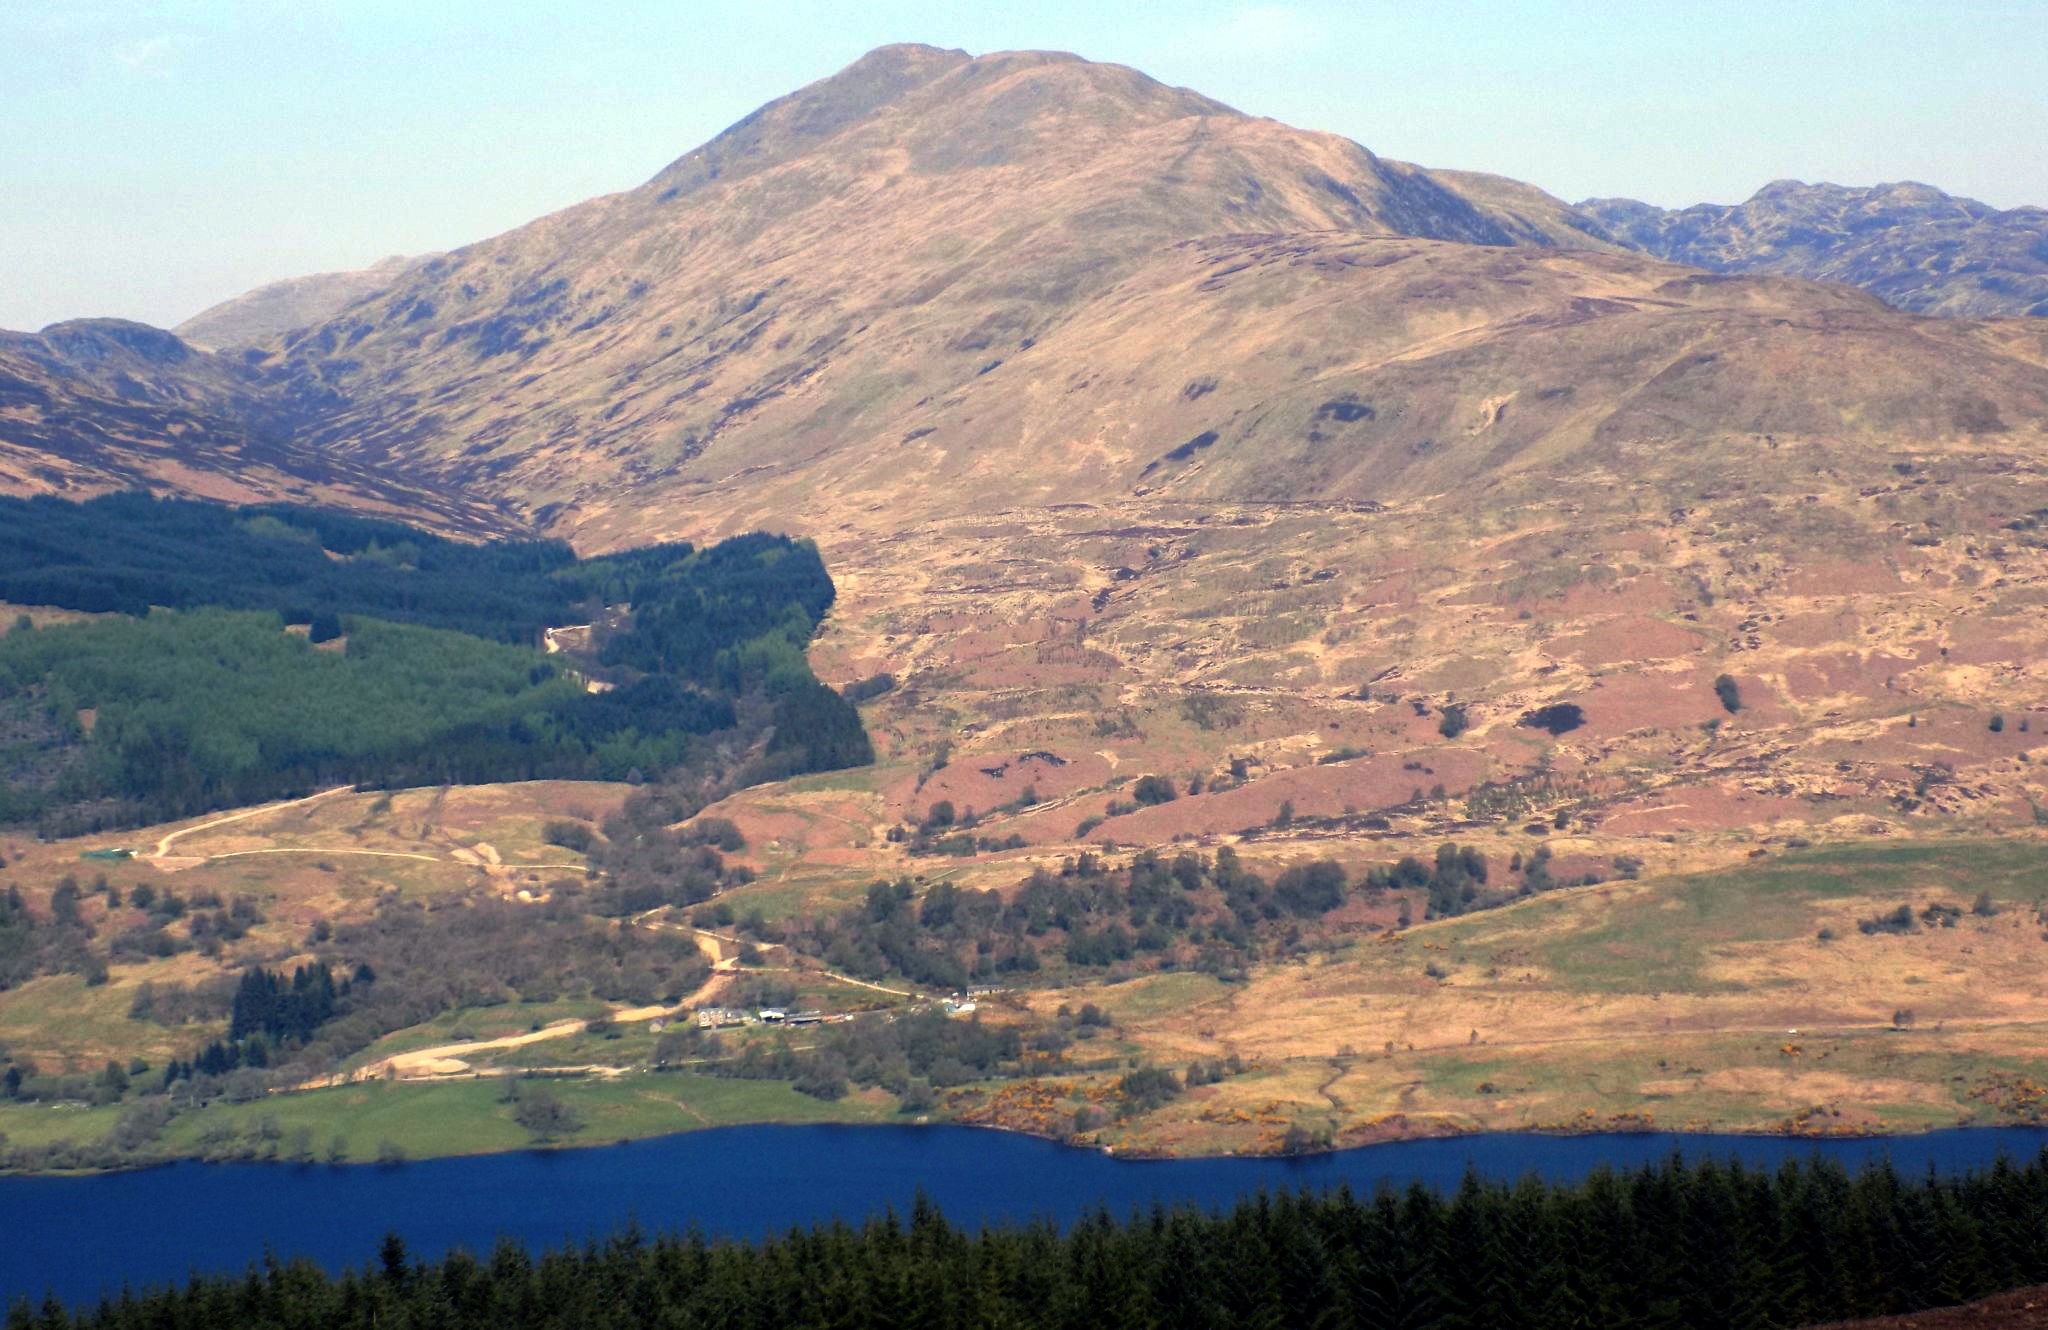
xmin=143 ymin=788 xmax=588 ymax=876
xmin=149 ymin=786 xmax=352 ymax=860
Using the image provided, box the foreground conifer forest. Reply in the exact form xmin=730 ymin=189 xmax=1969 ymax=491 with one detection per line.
xmin=13 ymin=1153 xmax=2048 ymax=1329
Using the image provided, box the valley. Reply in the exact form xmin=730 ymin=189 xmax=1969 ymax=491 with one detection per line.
xmin=2 ymin=43 xmax=2047 ymax=1177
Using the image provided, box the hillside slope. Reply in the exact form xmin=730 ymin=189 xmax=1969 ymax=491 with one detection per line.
xmin=3 ymin=44 xmax=2048 ymax=1171
xmin=249 ymin=45 xmax=1649 ymax=518
xmin=175 ymin=254 xmax=428 ymax=351
xmin=199 ymin=46 xmax=2047 ymax=555
xmin=1578 ymin=180 xmax=2048 ymax=318
xmin=0 ymin=46 xmax=2045 ymax=856
xmin=0 ymin=318 xmax=504 ymax=533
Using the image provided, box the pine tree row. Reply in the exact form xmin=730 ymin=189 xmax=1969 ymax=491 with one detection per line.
xmin=13 ymin=1151 xmax=2048 ymax=1328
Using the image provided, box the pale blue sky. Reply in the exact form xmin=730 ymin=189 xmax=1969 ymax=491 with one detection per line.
xmin=5 ymin=0 xmax=2045 ymax=332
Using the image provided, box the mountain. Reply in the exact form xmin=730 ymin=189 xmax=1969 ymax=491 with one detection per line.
xmin=1577 ymin=180 xmax=2048 ymax=318
xmin=172 ymin=45 xmax=2036 ymax=555
xmin=168 ymin=45 xmax=2043 ymax=877
xmin=0 ymin=318 xmax=507 ymax=532
xmin=175 ymin=254 xmax=429 ymax=351
xmin=244 ymin=44 xmax=1641 ymax=520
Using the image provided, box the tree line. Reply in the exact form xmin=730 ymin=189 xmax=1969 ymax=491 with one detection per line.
xmin=13 ymin=1151 xmax=2048 ymax=1328
xmin=772 ymin=848 xmax=1364 ymax=993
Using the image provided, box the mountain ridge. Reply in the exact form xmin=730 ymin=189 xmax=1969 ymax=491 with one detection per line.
xmin=0 ymin=316 xmax=509 ymax=532
xmin=1575 ymin=178 xmax=2048 ymax=317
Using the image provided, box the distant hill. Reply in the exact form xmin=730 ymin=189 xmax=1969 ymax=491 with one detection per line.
xmin=3 ymin=44 xmax=2048 ymax=1164
xmin=7 ymin=47 xmax=2045 ymax=542
xmin=1576 ymin=180 xmax=2048 ymax=318
xmin=175 ymin=254 xmax=428 ymax=351
xmin=0 ymin=317 xmax=504 ymax=534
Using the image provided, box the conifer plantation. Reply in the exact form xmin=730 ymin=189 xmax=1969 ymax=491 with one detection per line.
xmin=0 ymin=495 xmax=870 ymax=833
xmin=12 ymin=1153 xmax=2048 ymax=1328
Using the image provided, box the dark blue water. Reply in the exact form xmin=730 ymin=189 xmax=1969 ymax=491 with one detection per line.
xmin=4 ymin=1124 xmax=2045 ymax=1307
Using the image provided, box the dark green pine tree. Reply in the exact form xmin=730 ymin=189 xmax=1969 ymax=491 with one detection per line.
xmin=1673 ymin=1159 xmax=1766 ymax=1329
xmin=1625 ymin=1160 xmax=1691 ymax=1328
xmin=1213 ymin=1196 xmax=1290 ymax=1330
xmin=1145 ymin=1211 xmax=1225 ymax=1330
xmin=1332 ymin=1185 xmax=1443 ymax=1330
xmin=1555 ymin=1167 xmax=1633 ymax=1327
xmin=1931 ymin=1184 xmax=1993 ymax=1309
xmin=1268 ymin=1193 xmax=1343 ymax=1330
xmin=1774 ymin=1161 xmax=1852 ymax=1326
xmin=1434 ymin=1171 xmax=1511 ymax=1330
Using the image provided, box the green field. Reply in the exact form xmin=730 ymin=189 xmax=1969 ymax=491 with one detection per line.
xmin=1 ymin=1072 xmax=895 ymax=1168
xmin=1416 ymin=838 xmax=2048 ymax=995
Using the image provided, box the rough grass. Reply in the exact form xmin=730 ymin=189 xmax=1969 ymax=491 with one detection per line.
xmin=185 ymin=1074 xmax=890 ymax=1160
xmin=1089 ymin=972 xmax=1231 ymax=1023
xmin=1416 ymin=839 xmax=2048 ymax=996
xmin=1044 ymin=838 xmax=2048 ymax=1149
xmin=339 ymin=1000 xmax=614 ymax=1071
xmin=0 ymin=974 xmax=186 ymax=1068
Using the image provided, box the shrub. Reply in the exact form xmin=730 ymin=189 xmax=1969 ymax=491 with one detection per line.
xmin=1858 ymin=904 xmax=1916 ymax=935
xmin=542 ymin=820 xmax=598 ymax=854
xmin=1132 ymin=775 xmax=1178 ymax=806
xmin=1920 ymin=901 xmax=1962 ymax=929
xmin=1714 ymin=674 xmax=1743 ymax=714
xmin=1438 ymin=703 xmax=1469 ymax=739
xmin=1116 ymin=1066 xmax=1183 ymax=1116
xmin=511 ymin=1084 xmax=588 ymax=1142
xmin=1518 ymin=703 xmax=1585 ymax=736
xmin=841 ymin=673 xmax=897 ymax=704
xmin=1272 ymin=860 xmax=1347 ymax=916
xmin=681 ymin=817 xmax=746 ymax=852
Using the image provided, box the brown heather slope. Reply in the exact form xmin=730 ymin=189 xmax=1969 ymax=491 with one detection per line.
xmin=1805 ymin=1285 xmax=2048 ymax=1328
xmin=6 ymin=43 xmax=2047 ymax=863
xmin=250 ymin=44 xmax=1635 ymax=511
